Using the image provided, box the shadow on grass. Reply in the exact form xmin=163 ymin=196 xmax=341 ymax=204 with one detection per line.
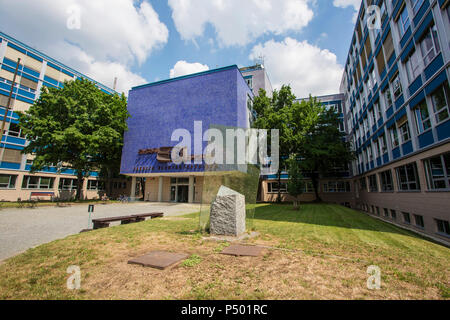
xmin=253 ymin=203 xmax=429 ymax=240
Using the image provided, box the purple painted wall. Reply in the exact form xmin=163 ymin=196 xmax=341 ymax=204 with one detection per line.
xmin=120 ymin=65 xmax=253 ymax=175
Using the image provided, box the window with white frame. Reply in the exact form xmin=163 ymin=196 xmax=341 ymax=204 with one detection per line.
xmin=368 ymin=145 xmax=374 ymax=162
xmin=303 ymin=181 xmax=314 ymax=193
xmin=384 ymin=87 xmax=393 ymax=108
xmin=368 ymin=174 xmax=378 ymax=192
xmin=392 ymin=74 xmax=403 ymax=99
xmin=375 ymin=102 xmax=382 ymax=121
xmin=87 ymin=180 xmax=105 ymax=191
xmin=22 ymin=176 xmax=54 ymax=189
xmin=389 ymin=126 xmax=400 ymax=148
xmin=398 ymin=6 xmax=410 ymax=37
xmin=7 ymin=122 xmax=26 ymax=138
xmin=397 ymin=117 xmax=411 ymax=143
xmin=0 ymin=174 xmax=17 ymax=189
xmin=396 ymin=163 xmax=420 ymax=191
xmin=58 ymin=178 xmax=78 ymax=191
xmin=323 ymin=181 xmax=350 ymax=193
xmin=431 ymin=82 xmax=450 ymax=124
xmin=435 ymin=219 xmax=450 ymax=236
xmin=424 ymin=153 xmax=450 ymax=190
xmin=245 ymin=77 xmax=253 ymax=89
xmin=411 ymin=0 xmax=425 ymax=15
xmin=413 ymin=100 xmax=431 ymax=134
xmin=419 ymin=24 xmax=441 ymax=67
xmin=405 ymin=49 xmax=422 ymax=83
xmin=377 ymin=134 xmax=388 ymax=156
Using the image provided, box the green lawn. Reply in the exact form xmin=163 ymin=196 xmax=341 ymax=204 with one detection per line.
xmin=0 ymin=204 xmax=448 ymax=299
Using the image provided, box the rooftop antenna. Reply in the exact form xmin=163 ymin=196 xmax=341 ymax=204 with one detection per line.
xmin=257 ymin=54 xmax=265 ymax=68
xmin=113 ymin=77 xmax=118 ymax=91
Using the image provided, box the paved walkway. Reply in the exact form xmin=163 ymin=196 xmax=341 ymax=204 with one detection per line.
xmin=0 ymin=202 xmax=201 ymax=261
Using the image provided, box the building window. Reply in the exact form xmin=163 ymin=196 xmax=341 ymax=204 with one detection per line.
xmin=431 ymin=82 xmax=450 ymax=124
xmin=411 ymin=0 xmax=425 ymax=15
xmin=435 ymin=219 xmax=450 ymax=236
xmin=384 ymin=87 xmax=393 ymax=108
xmin=87 ymin=180 xmax=105 ymax=191
xmin=368 ymin=174 xmax=378 ymax=192
xmin=246 ymin=77 xmax=253 ymax=89
xmin=360 ymin=177 xmax=367 ymax=191
xmin=398 ymin=6 xmax=410 ymax=37
xmin=419 ymin=25 xmax=441 ymax=67
xmin=58 ymin=178 xmax=78 ymax=191
xmin=267 ymin=182 xmax=287 ymax=194
xmin=380 ymin=170 xmax=394 ymax=191
xmin=383 ymin=208 xmax=389 ymax=217
xmin=396 ymin=163 xmax=421 ymax=191
xmin=22 ymin=176 xmax=55 ymax=189
xmin=424 ymin=153 xmax=450 ymax=190
xmin=303 ymin=181 xmax=314 ymax=193
xmin=402 ymin=212 xmax=411 ymax=224
xmin=392 ymin=74 xmax=403 ymax=100
xmin=377 ymin=134 xmax=388 ymax=156
xmin=0 ymin=174 xmax=17 ymax=189
xmin=413 ymin=101 xmax=431 ymax=134
xmin=405 ymin=49 xmax=422 ymax=82
xmin=389 ymin=126 xmax=400 ymax=148
xmin=376 ymin=207 xmax=380 ymax=216
xmin=398 ymin=118 xmax=411 ymax=143
xmin=323 ymin=181 xmax=350 ymax=193
xmin=414 ymin=214 xmax=425 ymax=228
xmin=7 ymin=122 xmax=25 ymax=138
xmin=391 ymin=209 xmax=397 ymax=220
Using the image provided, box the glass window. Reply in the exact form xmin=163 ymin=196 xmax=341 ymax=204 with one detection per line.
xmin=398 ymin=120 xmax=411 ymax=143
xmin=87 ymin=180 xmax=105 ymax=191
xmin=420 ymin=25 xmax=441 ymax=67
xmin=22 ymin=176 xmax=54 ymax=189
xmin=391 ymin=209 xmax=397 ymax=220
xmin=405 ymin=49 xmax=422 ymax=82
xmin=414 ymin=101 xmax=431 ymax=134
xmin=0 ymin=174 xmax=17 ymax=189
xmin=411 ymin=0 xmax=425 ymax=14
xmin=402 ymin=212 xmax=411 ymax=224
xmin=369 ymin=174 xmax=378 ymax=192
xmin=58 ymin=178 xmax=78 ymax=191
xmin=268 ymin=182 xmax=287 ymax=193
xmin=431 ymin=82 xmax=450 ymax=124
xmin=390 ymin=126 xmax=399 ymax=148
xmin=414 ymin=214 xmax=425 ymax=228
xmin=377 ymin=134 xmax=388 ymax=155
xmin=424 ymin=153 xmax=450 ymax=190
xmin=435 ymin=219 xmax=450 ymax=235
xmin=384 ymin=88 xmax=393 ymax=108
xmin=392 ymin=75 xmax=403 ymax=99
xmin=396 ymin=163 xmax=420 ymax=191
xmin=398 ymin=7 xmax=410 ymax=37
xmin=360 ymin=177 xmax=367 ymax=191
xmin=380 ymin=170 xmax=394 ymax=191
xmin=383 ymin=208 xmax=390 ymax=217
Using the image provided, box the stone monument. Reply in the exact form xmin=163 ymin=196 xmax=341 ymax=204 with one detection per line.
xmin=210 ymin=186 xmax=246 ymax=236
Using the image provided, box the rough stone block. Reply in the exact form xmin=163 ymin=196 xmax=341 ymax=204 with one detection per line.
xmin=210 ymin=186 xmax=246 ymax=236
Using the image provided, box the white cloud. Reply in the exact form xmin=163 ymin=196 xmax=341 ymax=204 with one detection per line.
xmin=169 ymin=61 xmax=209 ymax=78
xmin=333 ymin=0 xmax=361 ymax=23
xmin=250 ymin=37 xmax=344 ymax=97
xmin=168 ymin=0 xmax=314 ymax=47
xmin=0 ymin=0 xmax=169 ymax=94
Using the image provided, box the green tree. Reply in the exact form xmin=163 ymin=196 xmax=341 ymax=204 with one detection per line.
xmin=287 ymin=155 xmax=305 ymax=210
xmin=299 ymin=97 xmax=355 ymax=202
xmin=18 ymin=79 xmax=129 ymax=200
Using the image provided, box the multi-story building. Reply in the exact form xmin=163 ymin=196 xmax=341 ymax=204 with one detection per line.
xmin=340 ymin=0 xmax=450 ymax=242
xmin=120 ymin=65 xmax=254 ymax=203
xmin=240 ymin=64 xmax=274 ymax=98
xmin=0 ymin=31 xmax=130 ymax=202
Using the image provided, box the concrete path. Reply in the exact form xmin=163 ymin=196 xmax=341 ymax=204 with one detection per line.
xmin=0 ymin=202 xmax=201 ymax=261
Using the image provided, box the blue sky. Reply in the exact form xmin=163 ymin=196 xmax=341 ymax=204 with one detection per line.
xmin=0 ymin=0 xmax=362 ymax=97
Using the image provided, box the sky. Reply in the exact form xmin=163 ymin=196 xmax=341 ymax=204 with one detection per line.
xmin=0 ymin=0 xmax=362 ymax=97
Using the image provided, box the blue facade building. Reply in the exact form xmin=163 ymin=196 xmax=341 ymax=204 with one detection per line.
xmin=121 ymin=65 xmax=253 ymax=203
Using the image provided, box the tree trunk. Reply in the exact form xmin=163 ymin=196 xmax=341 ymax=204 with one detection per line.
xmin=76 ymin=172 xmax=84 ymax=201
xmin=311 ymin=171 xmax=321 ymax=202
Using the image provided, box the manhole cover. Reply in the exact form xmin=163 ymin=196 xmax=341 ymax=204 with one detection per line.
xmin=220 ymin=245 xmax=264 ymax=257
xmin=128 ymin=251 xmax=189 ymax=270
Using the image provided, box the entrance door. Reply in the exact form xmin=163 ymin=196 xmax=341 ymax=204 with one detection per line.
xmin=177 ymin=185 xmax=189 ymax=203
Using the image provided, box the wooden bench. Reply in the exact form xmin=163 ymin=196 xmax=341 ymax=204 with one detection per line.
xmin=92 ymin=213 xmax=164 ymax=229
xmin=132 ymin=212 xmax=164 ymax=222
xmin=92 ymin=216 xmax=138 ymax=229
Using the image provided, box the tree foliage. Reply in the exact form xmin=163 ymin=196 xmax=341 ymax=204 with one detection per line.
xmin=286 ymin=155 xmax=304 ymax=209
xmin=18 ymin=79 xmax=129 ymax=200
xmin=253 ymin=86 xmax=354 ymax=202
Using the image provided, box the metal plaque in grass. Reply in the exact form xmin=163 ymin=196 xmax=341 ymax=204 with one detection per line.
xmin=128 ymin=251 xmax=189 ymax=270
xmin=220 ymin=244 xmax=264 ymax=257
